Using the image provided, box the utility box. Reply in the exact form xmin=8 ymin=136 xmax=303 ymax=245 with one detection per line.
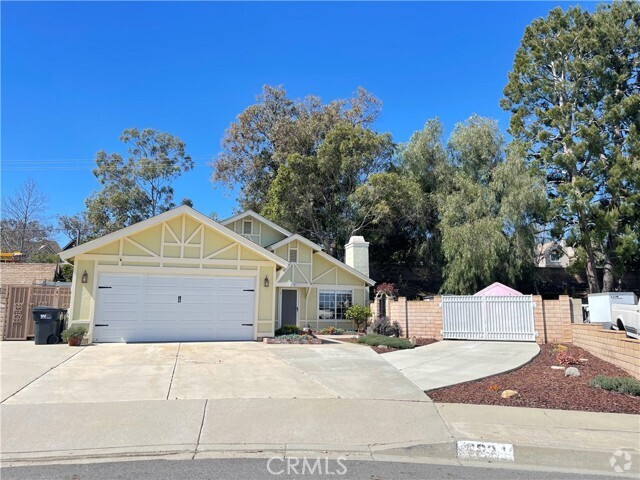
xmin=587 ymin=292 xmax=637 ymax=324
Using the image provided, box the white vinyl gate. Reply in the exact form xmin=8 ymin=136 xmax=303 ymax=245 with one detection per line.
xmin=441 ymin=295 xmax=536 ymax=342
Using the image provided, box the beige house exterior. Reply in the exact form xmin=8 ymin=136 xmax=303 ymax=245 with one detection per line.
xmin=60 ymin=206 xmax=374 ymax=343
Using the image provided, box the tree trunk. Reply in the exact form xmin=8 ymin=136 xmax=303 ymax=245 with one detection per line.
xmin=584 ymin=243 xmax=600 ymax=293
xmin=602 ymin=244 xmax=615 ymax=292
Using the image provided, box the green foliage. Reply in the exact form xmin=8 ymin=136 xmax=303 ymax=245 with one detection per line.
xmin=589 ymin=376 xmax=640 ymax=396
xmin=86 ymin=128 xmax=193 ymax=236
xmin=357 ymin=334 xmax=414 ymax=349
xmin=437 ymin=117 xmax=547 ymax=294
xmin=262 ymin=123 xmax=394 ymax=256
xmin=502 ymin=1 xmax=640 ymax=292
xmin=213 ymin=85 xmax=383 ymax=211
xmin=29 ymin=252 xmax=59 ymax=264
xmin=61 ymin=325 xmax=88 ymax=341
xmin=274 ymin=325 xmax=302 ymax=336
xmin=345 ymin=305 xmax=372 ymax=331
xmin=59 ymin=264 xmax=74 ymax=282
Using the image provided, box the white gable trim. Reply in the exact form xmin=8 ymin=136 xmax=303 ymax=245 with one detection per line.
xmin=267 ymin=234 xmax=323 ymax=253
xmin=221 ymin=210 xmax=292 ymax=237
xmin=314 ymin=251 xmax=375 ymax=286
xmin=59 ymin=205 xmax=289 ymax=268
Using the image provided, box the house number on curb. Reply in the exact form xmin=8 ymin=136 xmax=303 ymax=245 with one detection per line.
xmin=457 ymin=440 xmax=514 ymax=462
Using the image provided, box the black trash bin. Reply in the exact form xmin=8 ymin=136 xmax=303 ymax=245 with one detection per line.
xmin=33 ymin=307 xmax=66 ymax=345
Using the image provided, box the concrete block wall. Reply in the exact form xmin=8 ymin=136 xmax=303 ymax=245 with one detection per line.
xmin=536 ymin=295 xmax=574 ymax=344
xmin=571 ymin=324 xmax=640 ymax=379
xmin=0 ymin=263 xmax=57 ymax=286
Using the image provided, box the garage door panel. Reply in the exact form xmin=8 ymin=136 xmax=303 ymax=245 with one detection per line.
xmin=94 ymin=273 xmax=256 ymax=343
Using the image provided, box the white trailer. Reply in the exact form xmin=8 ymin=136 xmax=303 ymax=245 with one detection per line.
xmin=586 ymin=292 xmax=637 ymax=324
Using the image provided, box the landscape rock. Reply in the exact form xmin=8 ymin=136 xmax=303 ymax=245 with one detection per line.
xmin=501 ymin=389 xmax=519 ymax=399
xmin=551 ymin=366 xmax=566 ymax=370
xmin=579 ymin=358 xmax=589 ymax=362
xmin=565 ymin=367 xmax=580 ymax=377
xmin=377 ymin=345 xmax=388 ymax=349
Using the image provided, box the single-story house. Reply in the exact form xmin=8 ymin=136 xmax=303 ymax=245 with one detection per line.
xmin=59 ymin=206 xmax=374 ymax=343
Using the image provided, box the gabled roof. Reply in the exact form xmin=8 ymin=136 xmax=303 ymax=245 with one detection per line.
xmin=221 ymin=210 xmax=293 ymax=237
xmin=267 ymin=234 xmax=323 ymax=253
xmin=314 ymin=251 xmax=375 ymax=286
xmin=59 ymin=205 xmax=289 ymax=268
xmin=474 ymin=282 xmax=522 ymax=297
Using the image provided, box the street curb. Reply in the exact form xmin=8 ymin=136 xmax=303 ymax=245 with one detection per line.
xmin=3 ymin=441 xmax=639 ymax=477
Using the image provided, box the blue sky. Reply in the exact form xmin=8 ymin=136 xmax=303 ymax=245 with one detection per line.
xmin=2 ymin=1 xmax=583 ymax=243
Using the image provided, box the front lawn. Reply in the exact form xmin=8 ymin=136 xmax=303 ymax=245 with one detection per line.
xmin=357 ymin=334 xmax=414 ymax=350
xmin=428 ymin=343 xmax=640 ymax=414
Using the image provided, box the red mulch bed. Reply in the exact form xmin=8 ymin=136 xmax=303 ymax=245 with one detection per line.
xmin=339 ymin=337 xmax=438 ymax=354
xmin=428 ymin=343 xmax=640 ymax=414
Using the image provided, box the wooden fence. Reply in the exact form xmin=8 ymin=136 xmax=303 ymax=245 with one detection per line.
xmin=1 ymin=285 xmax=71 ymax=340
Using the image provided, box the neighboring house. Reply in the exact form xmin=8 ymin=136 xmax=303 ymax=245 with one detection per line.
xmin=535 ymin=241 xmax=575 ymax=268
xmin=59 ymin=206 xmax=374 ymax=343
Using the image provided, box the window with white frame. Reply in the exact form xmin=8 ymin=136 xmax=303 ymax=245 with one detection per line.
xmin=289 ymin=247 xmax=298 ymax=263
xmin=549 ymin=248 xmax=563 ymax=263
xmin=242 ymin=220 xmax=252 ymax=235
xmin=318 ymin=290 xmax=352 ymax=320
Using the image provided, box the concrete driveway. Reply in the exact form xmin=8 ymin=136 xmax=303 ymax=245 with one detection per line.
xmin=0 ymin=341 xmax=426 ymax=404
xmin=383 ymin=341 xmax=540 ymax=391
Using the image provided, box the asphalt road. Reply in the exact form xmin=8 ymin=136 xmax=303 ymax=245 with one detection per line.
xmin=0 ymin=458 xmax=628 ymax=480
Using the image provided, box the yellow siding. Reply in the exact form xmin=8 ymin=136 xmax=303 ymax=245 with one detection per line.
xmin=258 ymin=266 xmax=275 ymax=336
xmin=122 ymin=240 xmax=153 ymax=256
xmin=88 ymin=241 xmax=119 ymax=255
xmin=312 ymin=255 xmax=337 ymax=284
xmin=260 ymin=223 xmax=286 ymax=247
xmin=129 ymin=225 xmax=162 ymax=255
xmin=298 ymin=243 xmax=312 ymax=263
xmin=72 ymin=258 xmax=95 ymax=321
xmin=203 ymin=227 xmax=233 ymax=257
xmin=337 ymin=268 xmax=365 ymax=286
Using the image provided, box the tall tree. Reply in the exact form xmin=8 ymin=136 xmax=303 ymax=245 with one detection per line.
xmin=86 ymin=128 xmax=193 ymax=235
xmin=212 ymin=85 xmax=382 ymax=211
xmin=1 ymin=179 xmax=52 ymax=259
xmin=57 ymin=211 xmax=99 ymax=245
xmin=437 ymin=117 xmax=547 ymax=294
xmin=262 ymin=123 xmax=394 ymax=257
xmin=501 ymin=1 xmax=640 ymax=292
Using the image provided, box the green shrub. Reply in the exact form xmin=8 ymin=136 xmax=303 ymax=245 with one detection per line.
xmin=61 ymin=325 xmax=88 ymax=342
xmin=357 ymin=334 xmax=414 ymax=349
xmin=372 ymin=317 xmax=403 ymax=337
xmin=589 ymin=376 xmax=640 ymax=396
xmin=274 ymin=325 xmax=302 ymax=337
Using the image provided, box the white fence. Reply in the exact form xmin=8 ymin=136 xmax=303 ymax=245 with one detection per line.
xmin=441 ymin=295 xmax=536 ymax=342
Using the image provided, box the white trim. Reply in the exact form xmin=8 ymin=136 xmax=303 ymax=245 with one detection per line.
xmin=59 ymin=205 xmax=288 ymax=268
xmin=288 ymin=244 xmax=298 ymax=263
xmin=314 ymin=251 xmax=375 ymax=286
xmin=222 ymin=210 xmax=293 ymax=237
xmin=268 ymin=234 xmax=322 ymax=252
xmin=279 ymin=288 xmax=299 ymax=327
xmin=294 ymin=264 xmax=309 ymax=284
xmin=83 ymin=254 xmax=274 ymax=266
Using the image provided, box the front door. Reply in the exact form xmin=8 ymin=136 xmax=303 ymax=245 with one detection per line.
xmin=280 ymin=290 xmax=298 ymax=327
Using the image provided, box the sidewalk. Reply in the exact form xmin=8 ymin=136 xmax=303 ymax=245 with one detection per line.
xmin=2 ymin=399 xmax=638 ymax=477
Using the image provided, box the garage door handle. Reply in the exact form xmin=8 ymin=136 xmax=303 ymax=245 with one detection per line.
xmin=242 ymin=323 xmax=253 ymax=327
xmin=98 ymin=286 xmax=112 ymax=289
xmin=243 ymin=289 xmax=254 ymax=292
xmin=95 ymin=324 xmax=109 ymax=327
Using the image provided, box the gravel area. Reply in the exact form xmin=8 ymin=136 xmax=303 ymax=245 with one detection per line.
xmin=428 ymin=343 xmax=640 ymax=414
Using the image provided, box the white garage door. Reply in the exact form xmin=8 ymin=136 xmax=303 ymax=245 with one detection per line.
xmin=93 ymin=273 xmax=256 ymax=343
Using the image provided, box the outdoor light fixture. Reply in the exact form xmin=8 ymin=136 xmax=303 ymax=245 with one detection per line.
xmin=81 ymin=271 xmax=88 ymax=284
xmin=264 ymin=275 xmax=269 ymax=288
